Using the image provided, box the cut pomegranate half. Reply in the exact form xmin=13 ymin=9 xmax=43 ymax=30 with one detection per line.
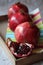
xmin=13 ymin=43 xmax=32 ymax=58
xmin=7 ymin=38 xmax=33 ymax=58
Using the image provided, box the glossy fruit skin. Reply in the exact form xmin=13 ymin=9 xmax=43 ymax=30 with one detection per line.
xmin=8 ymin=2 xmax=28 ymax=19
xmin=15 ymin=2 xmax=28 ymax=13
xmin=9 ymin=11 xmax=32 ymax=31
xmin=15 ymin=22 xmax=40 ymax=46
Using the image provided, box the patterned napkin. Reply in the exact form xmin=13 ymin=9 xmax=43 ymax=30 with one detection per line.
xmin=6 ymin=23 xmax=16 ymax=42
xmin=30 ymin=8 xmax=43 ymax=53
xmin=30 ymin=8 xmax=43 ymax=28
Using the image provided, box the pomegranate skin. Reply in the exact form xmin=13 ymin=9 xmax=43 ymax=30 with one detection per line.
xmin=15 ymin=22 xmax=40 ymax=46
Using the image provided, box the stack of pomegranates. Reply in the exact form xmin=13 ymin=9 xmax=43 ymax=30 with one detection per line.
xmin=7 ymin=2 xmax=40 ymax=58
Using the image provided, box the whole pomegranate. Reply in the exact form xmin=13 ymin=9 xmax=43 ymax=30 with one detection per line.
xmin=15 ymin=22 xmax=40 ymax=46
xmin=8 ymin=2 xmax=28 ymax=19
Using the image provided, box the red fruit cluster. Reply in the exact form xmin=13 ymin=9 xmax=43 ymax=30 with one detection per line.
xmin=8 ymin=2 xmax=40 ymax=58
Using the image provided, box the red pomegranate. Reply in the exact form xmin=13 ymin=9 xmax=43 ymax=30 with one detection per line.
xmin=15 ymin=22 xmax=40 ymax=46
xmin=8 ymin=2 xmax=28 ymax=19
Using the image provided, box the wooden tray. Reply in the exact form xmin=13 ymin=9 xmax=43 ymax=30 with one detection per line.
xmin=0 ymin=16 xmax=43 ymax=65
